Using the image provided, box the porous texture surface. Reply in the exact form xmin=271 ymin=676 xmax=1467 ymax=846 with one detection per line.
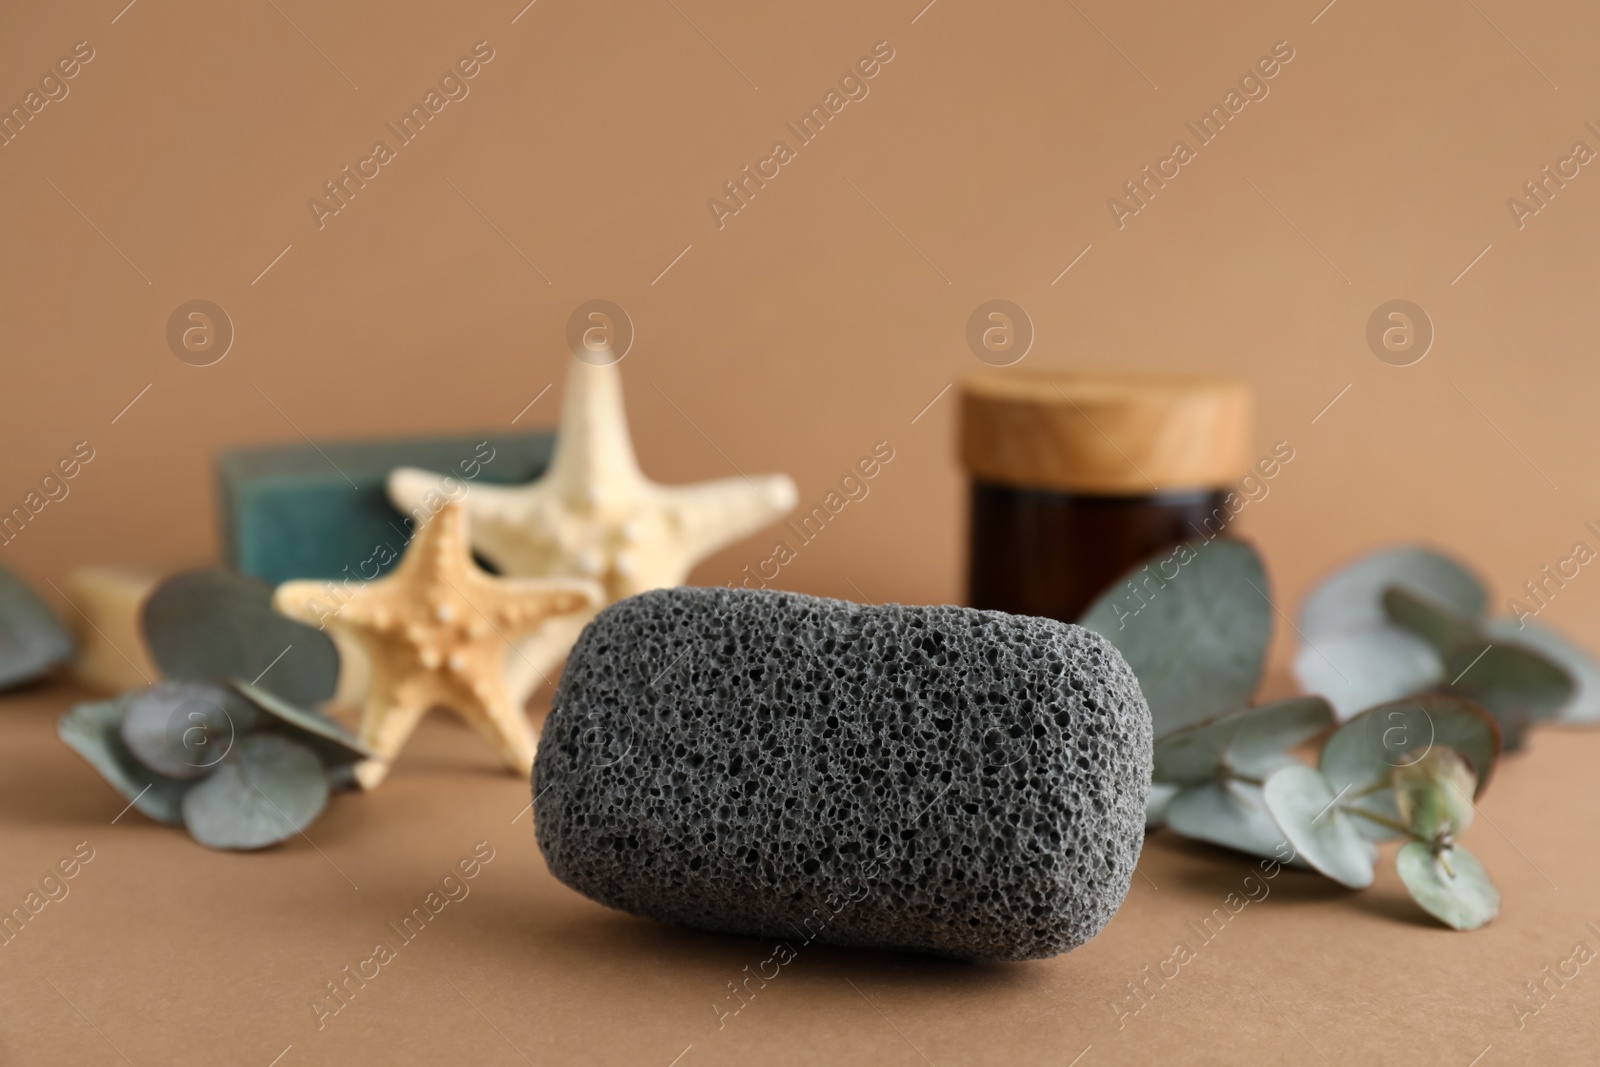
xmin=534 ymin=587 xmax=1151 ymax=961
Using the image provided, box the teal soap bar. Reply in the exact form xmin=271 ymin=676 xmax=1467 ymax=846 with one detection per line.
xmin=217 ymin=433 xmax=554 ymax=585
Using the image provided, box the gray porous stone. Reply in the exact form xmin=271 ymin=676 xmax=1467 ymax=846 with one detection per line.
xmin=533 ymin=587 xmax=1152 ymax=961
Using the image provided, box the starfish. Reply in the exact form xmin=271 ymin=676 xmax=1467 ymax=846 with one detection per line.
xmin=387 ymin=355 xmax=796 ymax=699
xmin=273 ymin=501 xmax=600 ymax=788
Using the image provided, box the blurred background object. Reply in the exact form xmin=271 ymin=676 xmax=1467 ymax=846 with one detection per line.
xmin=961 ymin=371 xmax=1251 ymax=621
xmin=2 ymin=0 xmax=1595 ymax=676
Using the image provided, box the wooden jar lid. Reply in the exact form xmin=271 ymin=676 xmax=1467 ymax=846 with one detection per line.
xmin=959 ymin=372 xmax=1252 ymax=495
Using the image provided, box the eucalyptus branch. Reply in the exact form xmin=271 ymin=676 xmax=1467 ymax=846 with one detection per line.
xmin=1344 ymin=805 xmax=1413 ymax=838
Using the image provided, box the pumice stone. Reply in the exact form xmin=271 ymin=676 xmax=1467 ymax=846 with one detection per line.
xmin=533 ymin=587 xmax=1152 ymax=961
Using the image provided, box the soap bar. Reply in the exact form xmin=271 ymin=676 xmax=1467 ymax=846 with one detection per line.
xmin=534 ymin=587 xmax=1152 ymax=961
xmin=0 ymin=562 xmax=73 ymax=690
xmin=64 ymin=565 xmax=168 ymax=692
xmin=216 ymin=433 xmax=554 ymax=585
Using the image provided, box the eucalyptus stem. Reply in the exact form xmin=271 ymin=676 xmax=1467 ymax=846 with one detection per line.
xmin=1346 ymin=806 xmax=1415 ymax=838
xmin=1438 ymin=850 xmax=1457 ymax=878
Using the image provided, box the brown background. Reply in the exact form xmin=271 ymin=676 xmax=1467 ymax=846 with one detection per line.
xmin=2 ymin=0 xmax=1599 ymax=1063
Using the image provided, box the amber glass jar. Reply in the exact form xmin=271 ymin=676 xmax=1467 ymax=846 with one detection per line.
xmin=960 ymin=373 xmax=1252 ymax=623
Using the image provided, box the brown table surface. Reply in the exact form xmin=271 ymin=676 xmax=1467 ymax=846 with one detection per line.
xmin=2 ymin=677 xmax=1596 ymax=1067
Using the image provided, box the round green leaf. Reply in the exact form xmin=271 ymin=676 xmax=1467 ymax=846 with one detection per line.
xmin=1080 ymin=539 xmax=1271 ymax=735
xmin=58 ymin=700 xmax=189 ymax=825
xmin=0 ymin=562 xmax=73 ymax=690
xmin=1396 ymin=842 xmax=1499 ymax=931
xmin=1262 ymin=764 xmax=1375 ymax=889
xmin=1153 ymin=697 xmax=1332 ymax=786
xmin=1486 ymin=619 xmax=1600 ymax=726
xmin=181 ymin=734 xmax=328 ymax=850
xmin=231 ymin=679 xmax=373 ymax=766
xmin=1321 ymin=696 xmax=1499 ymax=799
xmin=1152 ymin=717 xmax=1237 ymax=786
xmin=1393 ymin=748 xmax=1476 ymax=841
xmin=1299 ymin=545 xmax=1486 ymax=641
xmin=1227 ymin=697 xmax=1334 ymax=774
xmin=142 ymin=570 xmax=339 ymax=708
xmin=120 ymin=680 xmax=258 ymax=779
xmin=1445 ymin=642 xmax=1572 ymax=751
xmin=1165 ymin=781 xmax=1288 ymax=861
xmin=1292 ymin=625 xmax=1443 ymax=720
xmin=1382 ymin=587 xmax=1482 ymax=657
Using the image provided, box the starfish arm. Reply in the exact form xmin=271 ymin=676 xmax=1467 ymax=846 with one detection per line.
xmin=386 ymin=466 xmax=452 ymax=522
xmin=352 ymin=679 xmax=434 ymax=788
xmin=453 ymin=689 xmax=539 ymax=774
xmin=543 ymin=358 xmax=647 ymax=498
xmin=388 ymin=467 xmax=555 ymax=576
xmin=504 ymin=614 xmax=596 ymax=705
xmin=274 ymin=579 xmax=356 ymax=634
xmin=452 ymin=577 xmax=600 ymax=704
xmin=655 ymin=473 xmax=798 ymax=567
xmin=386 ymin=467 xmax=528 ymax=527
xmin=473 ymin=578 xmax=602 ymax=626
xmin=444 ymin=568 xmax=598 ymax=644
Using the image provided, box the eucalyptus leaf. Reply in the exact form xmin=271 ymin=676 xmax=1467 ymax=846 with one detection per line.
xmin=0 ymin=562 xmax=73 ymax=690
xmin=1154 ymin=721 xmax=1237 ymax=787
xmin=120 ymin=680 xmax=258 ymax=779
xmin=1396 ymin=841 xmax=1499 ymax=931
xmin=1299 ymin=546 xmax=1486 ymax=641
xmin=1393 ymin=748 xmax=1476 ymax=841
xmin=1080 ymin=539 xmax=1271 ymax=735
xmin=142 ymin=570 xmax=339 ymax=708
xmin=1321 ymin=696 xmax=1499 ymax=800
xmin=1292 ymin=625 xmax=1443 ymax=721
xmin=1383 ymin=587 xmax=1482 ymax=657
xmin=58 ymin=700 xmax=189 ymax=825
xmin=231 ymin=679 xmax=372 ymax=767
xmin=1228 ymin=697 xmax=1334 ymax=772
xmin=181 ymin=734 xmax=328 ymax=850
xmin=1146 ymin=782 xmax=1177 ymax=829
xmin=1445 ymin=642 xmax=1572 ymax=751
xmin=1486 ymin=619 xmax=1600 ymax=726
xmin=1262 ymin=764 xmax=1375 ymax=888
xmin=1153 ymin=697 xmax=1332 ymax=786
xmin=1165 ymin=780 xmax=1288 ymax=861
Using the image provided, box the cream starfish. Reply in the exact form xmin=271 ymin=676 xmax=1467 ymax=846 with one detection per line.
xmin=273 ymin=502 xmax=600 ymax=789
xmin=387 ymin=354 xmax=797 ymax=700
